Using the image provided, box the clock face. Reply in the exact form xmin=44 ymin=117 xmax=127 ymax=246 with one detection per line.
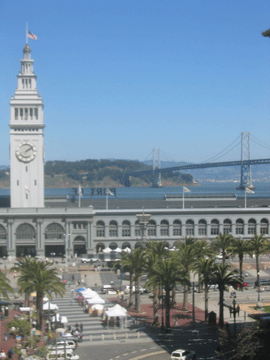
xmin=16 ymin=141 xmax=37 ymax=162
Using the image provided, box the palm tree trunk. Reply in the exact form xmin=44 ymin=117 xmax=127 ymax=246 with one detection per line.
xmin=153 ymin=286 xmax=159 ymax=326
xmin=239 ymin=254 xmax=243 ymax=290
xmin=25 ymin=290 xmax=30 ymax=307
xmin=183 ymin=284 xmax=188 ymax=311
xmin=37 ymin=292 xmax=44 ymax=332
xmin=218 ymin=286 xmax=224 ymax=327
xmin=198 ymin=273 xmax=202 ymax=293
xmin=165 ymin=286 xmax=170 ymax=329
xmin=205 ymin=284 xmax=209 ymax=322
xmin=129 ymin=271 xmax=134 ymax=307
xmin=256 ymin=254 xmax=260 ymax=291
xmin=136 ymin=275 xmax=141 ymax=312
xmin=171 ymin=285 xmax=176 ymax=306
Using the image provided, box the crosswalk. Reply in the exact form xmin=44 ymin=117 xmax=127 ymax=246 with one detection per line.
xmin=52 ymin=287 xmax=150 ymax=343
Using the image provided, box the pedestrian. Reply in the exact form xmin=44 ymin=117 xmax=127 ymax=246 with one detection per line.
xmin=4 ymin=331 xmax=8 ymax=341
xmin=0 ymin=349 xmax=6 ymax=358
xmin=80 ymin=323 xmax=83 ymax=333
xmin=174 ymin=318 xmax=178 ymax=327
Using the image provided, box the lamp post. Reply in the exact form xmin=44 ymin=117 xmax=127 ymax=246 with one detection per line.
xmin=63 ymin=233 xmax=70 ymax=273
xmin=229 ymin=299 xmax=240 ymax=334
xmin=136 ymin=210 xmax=151 ymax=243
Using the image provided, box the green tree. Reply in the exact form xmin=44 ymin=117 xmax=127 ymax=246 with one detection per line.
xmin=211 ymin=263 xmax=241 ymax=327
xmin=248 ymin=234 xmax=270 ymax=291
xmin=194 ymin=240 xmax=215 ymax=293
xmin=194 ymin=257 xmax=216 ymax=322
xmin=176 ymin=239 xmax=197 ymax=310
xmin=151 ymin=253 xmax=181 ymax=328
xmin=132 ymin=247 xmax=146 ymax=312
xmin=212 ymin=233 xmax=233 ymax=264
xmin=0 ymin=271 xmax=13 ymax=299
xmin=145 ymin=241 xmax=168 ymax=325
xmin=120 ymin=251 xmax=136 ymax=307
xmin=229 ymin=237 xmax=252 ymax=289
xmin=12 ymin=257 xmax=65 ymax=332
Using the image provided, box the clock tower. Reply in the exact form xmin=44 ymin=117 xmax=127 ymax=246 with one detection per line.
xmin=10 ymin=44 xmax=45 ymax=208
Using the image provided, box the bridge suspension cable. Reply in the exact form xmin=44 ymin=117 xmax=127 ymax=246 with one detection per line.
xmin=250 ymin=134 xmax=270 ymax=152
xmin=202 ymin=135 xmax=241 ymax=163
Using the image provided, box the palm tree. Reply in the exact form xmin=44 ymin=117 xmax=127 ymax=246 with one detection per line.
xmin=211 ymin=263 xmax=242 ymax=327
xmin=229 ymin=237 xmax=252 ymax=289
xmin=212 ymin=233 xmax=233 ymax=264
xmin=120 ymin=251 xmax=135 ymax=307
xmin=132 ymin=246 xmax=146 ymax=312
xmin=248 ymin=234 xmax=270 ymax=291
xmin=145 ymin=241 xmax=168 ymax=325
xmin=176 ymin=239 xmax=197 ymax=310
xmin=151 ymin=253 xmax=181 ymax=329
xmin=194 ymin=240 xmax=216 ymax=293
xmin=194 ymin=257 xmax=215 ymax=322
xmin=12 ymin=257 xmax=65 ymax=332
xmin=0 ymin=271 xmax=13 ymax=299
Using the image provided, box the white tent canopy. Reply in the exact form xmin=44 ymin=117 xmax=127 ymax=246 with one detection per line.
xmin=80 ymin=289 xmax=97 ymax=298
xmin=123 ymin=247 xmax=131 ymax=253
xmin=52 ymin=313 xmax=68 ymax=324
xmin=112 ymin=247 xmax=122 ymax=253
xmin=102 ymin=247 xmax=112 ymax=253
xmin=110 ymin=304 xmax=127 ymax=313
xmin=43 ymin=302 xmax=58 ymax=311
xmin=91 ymin=304 xmax=104 ymax=310
xmin=86 ymin=296 xmax=105 ymax=304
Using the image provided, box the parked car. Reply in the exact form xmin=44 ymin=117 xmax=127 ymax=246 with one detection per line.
xmin=102 ymin=285 xmax=119 ymax=294
xmin=124 ymin=285 xmax=145 ymax=295
xmin=81 ymin=257 xmax=100 ymax=263
xmin=254 ymin=279 xmax=270 ymax=288
xmin=47 ymin=350 xmax=79 ymax=360
xmin=171 ymin=348 xmax=196 ymax=360
xmin=49 ymin=340 xmax=77 ymax=351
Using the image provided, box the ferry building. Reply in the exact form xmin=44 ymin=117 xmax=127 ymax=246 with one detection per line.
xmin=0 ymin=44 xmax=269 ymax=258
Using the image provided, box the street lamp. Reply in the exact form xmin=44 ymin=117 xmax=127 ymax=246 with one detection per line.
xmin=229 ymin=299 xmax=240 ymax=334
xmin=136 ymin=210 xmax=151 ymax=243
xmin=63 ymin=233 xmax=70 ymax=273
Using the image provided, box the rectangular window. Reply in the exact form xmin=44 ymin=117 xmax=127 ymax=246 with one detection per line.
xmin=25 ymin=166 xmax=28 ymax=172
xmin=26 ymin=194 xmax=28 ymax=199
xmin=248 ymin=226 xmax=256 ymax=235
xmin=122 ymin=229 xmax=130 ymax=237
xmin=22 ymin=79 xmax=24 ymax=88
xmin=15 ymin=108 xmax=18 ymax=120
xmin=109 ymin=229 xmax=118 ymax=237
xmin=25 ymin=108 xmax=28 ymax=120
xmin=160 ymin=229 xmax=169 ymax=236
xmin=198 ymin=228 xmax=206 ymax=236
xmin=17 ymin=180 xmax=19 ymax=186
xmin=211 ymin=227 xmax=219 ymax=235
xmin=20 ymin=108 xmax=23 ymax=119
xmin=173 ymin=228 xmax=181 ymax=236
xmin=34 ymin=180 xmax=37 ymax=185
xmin=97 ymin=230 xmax=105 ymax=237
xmin=30 ymin=108 xmax=33 ymax=119
xmin=25 ymin=79 xmax=28 ymax=89
xmin=236 ymin=227 xmax=244 ymax=235
xmin=29 ymin=79 xmax=32 ymax=88
xmin=186 ymin=228 xmax=194 ymax=236
xmin=135 ymin=228 xmax=141 ymax=237
xmin=35 ymin=108 xmax=38 ymax=119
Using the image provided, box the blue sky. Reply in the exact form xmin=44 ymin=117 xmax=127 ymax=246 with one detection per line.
xmin=1 ymin=0 xmax=270 ymax=165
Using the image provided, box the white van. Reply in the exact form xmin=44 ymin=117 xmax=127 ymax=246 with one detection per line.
xmin=47 ymin=349 xmax=79 ymax=360
xmin=49 ymin=340 xmax=77 ymax=351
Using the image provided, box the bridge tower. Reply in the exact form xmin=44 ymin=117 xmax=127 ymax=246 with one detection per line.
xmin=152 ymin=148 xmax=162 ymax=188
xmin=238 ymin=132 xmax=254 ymax=190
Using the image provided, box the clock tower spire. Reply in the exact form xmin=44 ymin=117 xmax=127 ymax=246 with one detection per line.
xmin=10 ymin=44 xmax=45 ymax=208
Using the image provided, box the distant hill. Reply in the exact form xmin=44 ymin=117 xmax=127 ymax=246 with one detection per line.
xmin=0 ymin=159 xmax=193 ymax=188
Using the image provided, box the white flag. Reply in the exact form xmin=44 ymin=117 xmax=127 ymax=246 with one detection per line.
xmin=78 ymin=184 xmax=82 ymax=196
xmin=25 ymin=186 xmax=30 ymax=193
xmin=107 ymin=188 xmax=114 ymax=196
xmin=183 ymin=186 xmax=191 ymax=193
xmin=245 ymin=187 xmax=254 ymax=194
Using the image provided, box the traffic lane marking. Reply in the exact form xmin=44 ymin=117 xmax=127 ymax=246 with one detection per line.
xmin=127 ymin=350 xmax=167 ymax=360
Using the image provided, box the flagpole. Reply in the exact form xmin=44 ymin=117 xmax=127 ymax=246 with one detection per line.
xmin=26 ymin=21 xmax=28 ymax=44
xmin=183 ymin=186 xmax=184 ymax=209
xmin=78 ymin=184 xmax=81 ymax=208
xmin=106 ymin=188 xmax=108 ymax=210
xmin=245 ymin=188 xmax=247 ymax=208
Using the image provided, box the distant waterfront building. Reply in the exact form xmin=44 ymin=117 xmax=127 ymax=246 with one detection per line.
xmin=0 ymin=44 xmax=269 ymax=258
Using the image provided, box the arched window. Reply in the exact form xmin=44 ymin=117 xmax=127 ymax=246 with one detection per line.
xmin=147 ymin=220 xmax=156 ymax=237
xmin=96 ymin=221 xmax=105 ymax=237
xmin=260 ymin=218 xmax=269 ymax=235
xmin=0 ymin=225 xmax=7 ymax=239
xmin=74 ymin=236 xmax=86 ymax=243
xmin=135 ymin=242 xmax=143 ymax=248
xmin=173 ymin=220 xmax=181 ymax=236
xmin=122 ymin=220 xmax=131 ymax=237
xmin=211 ymin=219 xmax=219 ymax=236
xmin=135 ymin=220 xmax=141 ymax=237
xmin=96 ymin=243 xmax=105 ymax=253
xmin=248 ymin=219 xmax=256 ymax=235
xmin=16 ymin=223 xmax=35 ymax=240
xmin=122 ymin=242 xmax=131 ymax=250
xmin=223 ymin=219 xmax=232 ymax=235
xmin=109 ymin=221 xmax=118 ymax=237
xmin=236 ymin=219 xmax=244 ymax=235
xmin=160 ymin=220 xmax=169 ymax=236
xmin=198 ymin=219 xmax=207 ymax=236
xmin=186 ymin=220 xmax=194 ymax=236
xmin=109 ymin=242 xmax=118 ymax=250
xmin=45 ymin=223 xmax=64 ymax=239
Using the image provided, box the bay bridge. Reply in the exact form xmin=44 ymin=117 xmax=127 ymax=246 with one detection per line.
xmin=123 ymin=132 xmax=270 ymax=189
